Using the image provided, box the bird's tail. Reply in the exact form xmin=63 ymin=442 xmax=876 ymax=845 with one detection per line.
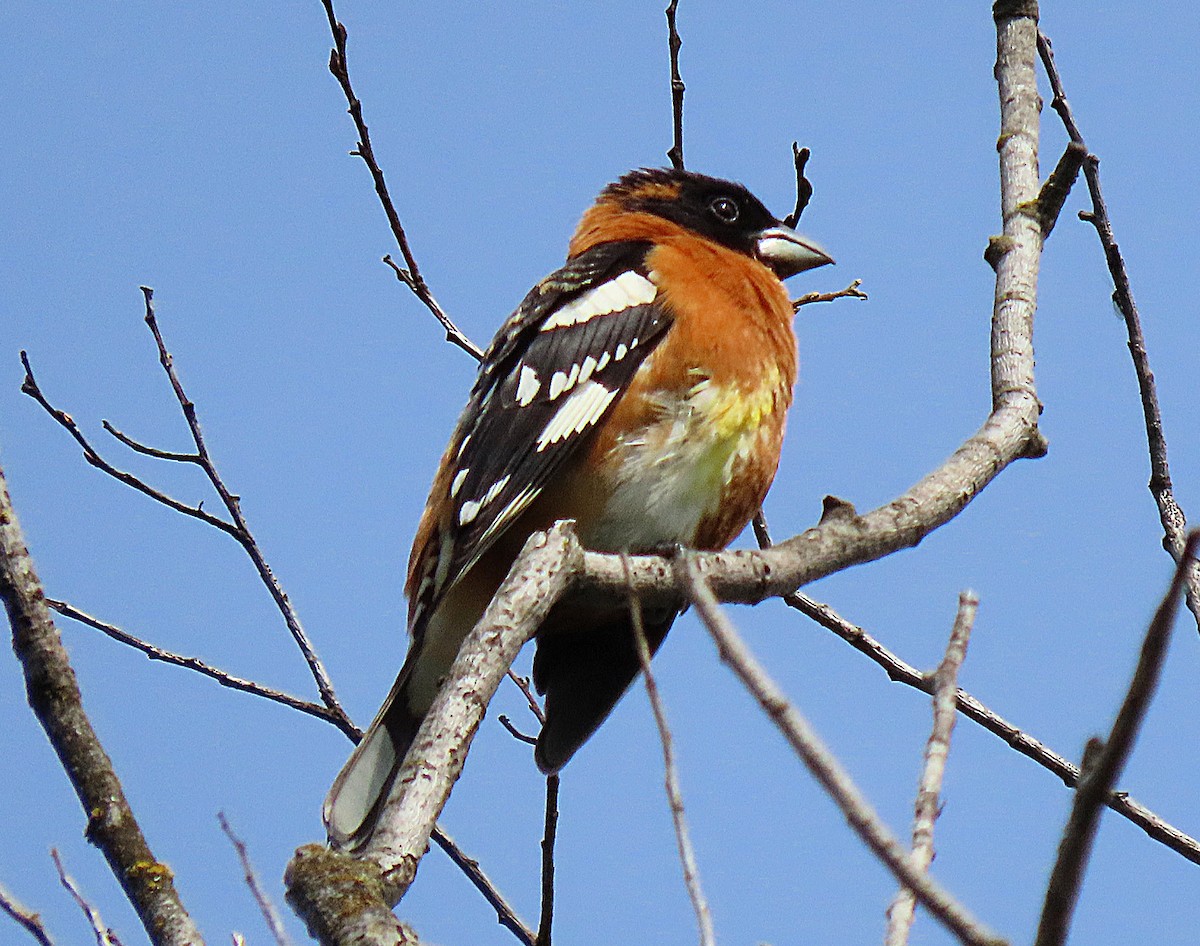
xmin=533 ymin=607 xmax=677 ymax=774
xmin=323 ymin=666 xmax=424 ymax=851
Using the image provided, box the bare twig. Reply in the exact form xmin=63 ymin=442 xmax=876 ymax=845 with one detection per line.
xmin=319 ymin=0 xmax=480 ymax=358
xmin=751 ymin=512 xmax=1200 ymax=867
xmin=535 ymin=775 xmax=560 ymax=946
xmin=885 ymin=592 xmax=978 ymax=946
xmin=793 ymin=279 xmax=868 ymax=310
xmin=498 ymin=715 xmax=539 ymax=745
xmin=102 ymin=420 xmax=200 ymax=463
xmin=382 ymin=256 xmax=481 ymax=359
xmin=787 ymin=585 xmax=1200 ymax=862
xmin=0 ymin=463 xmax=204 ymax=946
xmin=219 ymin=813 xmax=295 ymax=946
xmin=51 ymin=849 xmax=124 ymax=946
xmin=0 ymin=882 xmax=56 ymax=946
xmin=622 ymin=555 xmax=715 ymax=946
xmin=1037 ymin=30 xmax=1200 ymax=631
xmin=1034 ymin=531 xmax=1200 ymax=946
xmin=500 ymin=671 xmax=557 ymax=946
xmin=139 ymin=288 xmax=353 ymax=727
xmin=20 ymin=352 xmax=239 ymax=537
xmin=429 ymin=829 xmax=535 ymax=946
xmin=783 ymin=142 xmax=814 ymax=228
xmin=664 ymin=0 xmax=685 ymax=169
xmin=506 ymin=669 xmax=547 ymax=724
xmin=48 ymin=599 xmax=358 ymax=737
xmin=680 ymin=556 xmax=1005 ymax=946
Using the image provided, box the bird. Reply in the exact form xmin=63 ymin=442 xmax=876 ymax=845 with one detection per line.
xmin=324 ymin=167 xmax=832 ymax=849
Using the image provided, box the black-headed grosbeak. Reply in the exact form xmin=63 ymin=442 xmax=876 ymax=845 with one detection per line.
xmin=325 ymin=167 xmax=832 ymax=848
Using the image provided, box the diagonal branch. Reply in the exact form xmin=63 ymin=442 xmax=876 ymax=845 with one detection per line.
xmin=320 ymin=0 xmax=480 ymax=359
xmin=1034 ymin=531 xmax=1200 ymax=946
xmin=623 ymin=555 xmax=715 ymax=946
xmin=1036 ymin=30 xmax=1200 ymax=632
xmin=0 ymin=881 xmax=57 ymax=946
xmin=679 ymin=557 xmax=1005 ymax=946
xmin=885 ymin=592 xmax=978 ymax=946
xmin=0 ymin=463 xmax=204 ymax=946
xmin=48 ymin=598 xmax=358 ymax=737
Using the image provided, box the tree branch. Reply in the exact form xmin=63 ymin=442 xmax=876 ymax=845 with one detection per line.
xmin=0 ymin=463 xmax=204 ymax=946
xmin=885 ymin=592 xmax=977 ymax=946
xmin=623 ymin=555 xmax=714 ymax=946
xmin=680 ymin=557 xmax=1004 ymax=946
xmin=0 ymin=881 xmax=57 ymax=946
xmin=1034 ymin=531 xmax=1199 ymax=946
xmin=664 ymin=0 xmax=685 ymax=170
xmin=1036 ymin=29 xmax=1200 ymax=633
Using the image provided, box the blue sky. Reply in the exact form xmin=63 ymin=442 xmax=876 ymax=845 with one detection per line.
xmin=2 ymin=3 xmax=1198 ymax=944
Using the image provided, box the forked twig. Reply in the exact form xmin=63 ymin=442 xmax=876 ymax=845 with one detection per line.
xmin=1037 ymin=30 xmax=1200 ymax=631
xmin=885 ymin=592 xmax=978 ymax=946
xmin=320 ymin=0 xmax=480 ymax=359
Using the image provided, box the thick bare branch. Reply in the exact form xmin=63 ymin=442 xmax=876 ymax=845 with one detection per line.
xmin=885 ymin=592 xmax=978 ymax=946
xmin=0 ymin=462 xmax=203 ymax=946
xmin=1034 ymin=532 xmax=1200 ymax=946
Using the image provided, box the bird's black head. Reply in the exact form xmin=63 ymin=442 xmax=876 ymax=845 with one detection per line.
xmin=600 ymin=168 xmax=832 ymax=278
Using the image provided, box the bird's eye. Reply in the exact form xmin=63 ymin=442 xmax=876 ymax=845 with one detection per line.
xmin=709 ymin=196 xmax=740 ymax=223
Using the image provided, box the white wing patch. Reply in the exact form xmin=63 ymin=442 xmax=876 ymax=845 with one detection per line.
xmin=535 ymin=380 xmax=619 ymax=452
xmin=457 ymin=473 xmax=511 ymax=526
xmin=540 ymin=270 xmax=657 ymax=331
xmin=516 ymin=365 xmax=541 ymax=406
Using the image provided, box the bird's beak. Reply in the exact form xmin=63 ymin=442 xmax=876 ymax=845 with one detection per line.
xmin=755 ymin=223 xmax=834 ymax=279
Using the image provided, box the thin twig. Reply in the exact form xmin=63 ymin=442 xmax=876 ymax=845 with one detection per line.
xmin=0 ymin=881 xmax=56 ymax=946
xmin=793 ymin=279 xmax=868 ymax=310
xmin=48 ymin=598 xmax=358 ymax=738
xmin=0 ymin=462 xmax=204 ymax=946
xmin=139 ymin=288 xmax=352 ymax=727
xmin=783 ymin=142 xmax=814 ymax=228
xmin=664 ymin=0 xmax=685 ymax=169
xmin=219 ymin=813 xmax=294 ymax=946
xmin=535 ymin=775 xmax=560 ymax=946
xmin=506 ymin=669 xmax=547 ymax=724
xmin=382 ymin=256 xmax=481 ymax=359
xmin=785 ymin=588 xmax=1200 ymax=865
xmin=429 ymin=829 xmax=535 ymax=946
xmin=679 ymin=556 xmax=1005 ymax=946
xmin=102 ymin=420 xmax=201 ymax=463
xmin=20 ymin=352 xmax=239 ymax=537
xmin=1034 ymin=531 xmax=1200 ymax=946
xmin=751 ymin=508 xmax=1200 ymax=868
xmin=498 ymin=714 xmax=538 ymax=745
xmin=622 ymin=554 xmax=715 ymax=946
xmin=50 ymin=850 xmax=124 ymax=946
xmin=885 ymin=592 xmax=978 ymax=946
xmin=319 ymin=0 xmax=480 ymax=358
xmin=1037 ymin=30 xmax=1200 ymax=631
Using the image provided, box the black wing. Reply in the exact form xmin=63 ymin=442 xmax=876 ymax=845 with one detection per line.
xmin=418 ymin=240 xmax=671 ymax=613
